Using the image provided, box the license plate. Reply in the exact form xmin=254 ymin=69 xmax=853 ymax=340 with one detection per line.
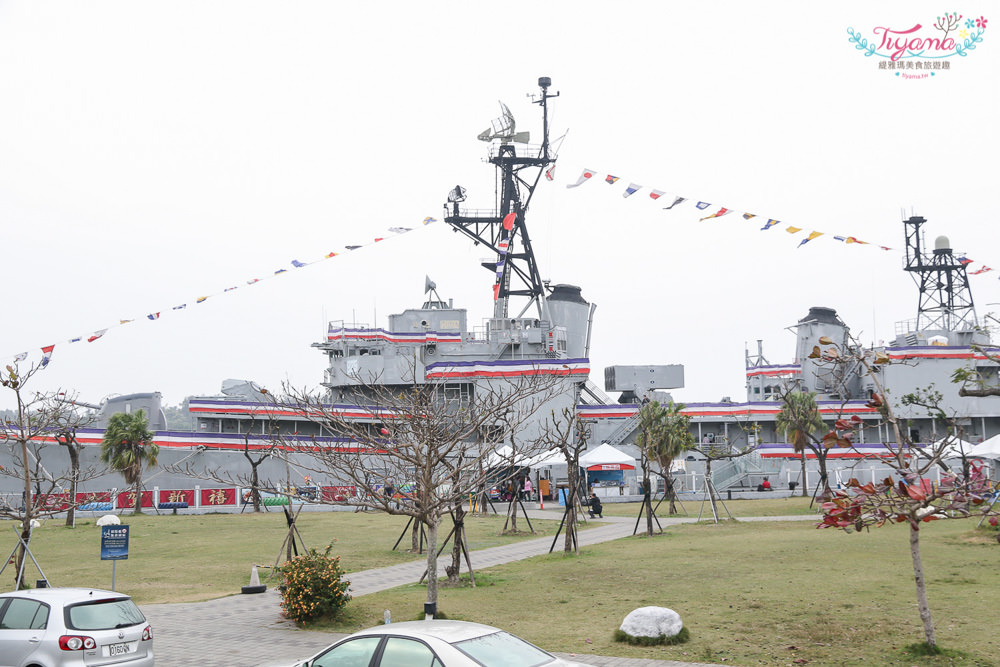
xmin=104 ymin=641 xmax=136 ymax=657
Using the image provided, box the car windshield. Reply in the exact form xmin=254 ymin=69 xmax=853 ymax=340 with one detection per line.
xmin=65 ymin=598 xmax=146 ymax=631
xmin=452 ymin=631 xmax=554 ymax=667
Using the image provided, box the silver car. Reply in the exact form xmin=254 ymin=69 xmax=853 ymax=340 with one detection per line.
xmin=288 ymin=619 xmax=587 ymax=667
xmin=0 ymin=587 xmax=153 ymax=667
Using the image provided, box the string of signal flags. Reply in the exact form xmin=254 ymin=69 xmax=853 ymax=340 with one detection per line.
xmin=4 ymin=217 xmax=440 ymax=370
xmin=560 ymin=166 xmax=996 ymax=277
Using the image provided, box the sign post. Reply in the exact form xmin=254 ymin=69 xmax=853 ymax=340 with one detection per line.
xmin=100 ymin=525 xmax=129 ymax=591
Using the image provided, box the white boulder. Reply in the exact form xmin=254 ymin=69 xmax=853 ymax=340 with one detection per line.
xmin=620 ymin=606 xmax=683 ymax=639
xmin=96 ymin=514 xmax=121 ymax=526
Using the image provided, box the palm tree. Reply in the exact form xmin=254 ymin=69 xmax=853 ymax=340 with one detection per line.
xmin=635 ymin=401 xmax=668 ymax=535
xmin=654 ymin=402 xmax=695 ymax=515
xmin=101 ymin=410 xmax=158 ymax=514
xmin=775 ymin=391 xmax=826 ymax=498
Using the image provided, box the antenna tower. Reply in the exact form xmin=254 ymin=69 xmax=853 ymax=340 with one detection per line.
xmin=902 ymin=215 xmax=978 ymax=332
xmin=444 ymin=77 xmax=559 ymax=321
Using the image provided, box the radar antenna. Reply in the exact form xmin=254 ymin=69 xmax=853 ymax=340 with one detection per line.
xmin=444 ymin=77 xmax=560 ymax=321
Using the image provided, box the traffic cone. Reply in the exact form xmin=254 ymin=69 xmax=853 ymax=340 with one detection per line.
xmin=241 ymin=564 xmax=267 ymax=594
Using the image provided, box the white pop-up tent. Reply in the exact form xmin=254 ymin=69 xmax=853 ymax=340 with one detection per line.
xmin=579 ymin=443 xmax=637 ymax=470
xmin=969 ymin=434 xmax=1000 ymax=460
xmin=933 ymin=436 xmax=980 ymax=459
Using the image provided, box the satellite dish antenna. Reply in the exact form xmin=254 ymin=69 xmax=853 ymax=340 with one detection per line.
xmin=477 ymin=102 xmax=530 ymax=144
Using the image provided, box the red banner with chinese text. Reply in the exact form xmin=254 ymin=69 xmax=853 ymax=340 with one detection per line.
xmin=116 ymin=490 xmax=154 ymax=509
xmin=200 ymin=488 xmax=237 ymax=506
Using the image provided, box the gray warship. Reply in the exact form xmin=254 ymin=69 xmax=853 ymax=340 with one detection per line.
xmin=5 ymin=80 xmax=1000 ymax=511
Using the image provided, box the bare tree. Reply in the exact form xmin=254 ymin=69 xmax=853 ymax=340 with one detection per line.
xmin=537 ymin=406 xmax=591 ymax=554
xmin=1 ymin=364 xmax=105 ymax=588
xmin=279 ymin=371 xmax=565 ymax=616
xmin=50 ymin=393 xmax=99 ymax=527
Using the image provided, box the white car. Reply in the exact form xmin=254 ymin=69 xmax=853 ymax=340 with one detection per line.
xmin=0 ymin=587 xmax=153 ymax=667
xmin=289 ymin=619 xmax=587 ymax=667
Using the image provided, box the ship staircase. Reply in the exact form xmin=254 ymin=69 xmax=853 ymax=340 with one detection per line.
xmin=709 ymin=449 xmax=784 ymax=492
xmin=576 ymin=381 xmax=642 ymax=447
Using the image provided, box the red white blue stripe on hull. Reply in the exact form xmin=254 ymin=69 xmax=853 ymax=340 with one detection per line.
xmin=326 ymin=326 xmax=464 ymax=344
xmin=425 ymin=358 xmax=590 ymax=379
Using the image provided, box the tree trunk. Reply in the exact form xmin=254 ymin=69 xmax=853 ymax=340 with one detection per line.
xmin=667 ymin=473 xmax=678 ymax=515
xmin=705 ymin=458 xmax=720 ymax=521
xmin=251 ymin=466 xmax=262 ymax=513
xmin=506 ymin=490 xmax=518 ymax=533
xmin=644 ymin=475 xmax=654 ymax=536
xmin=800 ymin=452 xmax=808 ymax=497
xmin=424 ymin=520 xmax=440 ymax=617
xmin=565 ymin=467 xmax=578 ymax=553
xmin=448 ymin=507 xmax=465 ymax=584
xmin=411 ymin=519 xmax=421 ymax=553
xmin=17 ymin=438 xmax=33 ymax=590
xmin=65 ymin=444 xmax=80 ymax=527
xmin=909 ymin=525 xmax=936 ymax=647
xmin=133 ymin=477 xmax=142 ymax=515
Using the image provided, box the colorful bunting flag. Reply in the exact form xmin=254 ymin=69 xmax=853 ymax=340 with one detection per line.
xmin=502 ymin=212 xmax=516 ymax=231
xmin=663 ymin=197 xmax=686 ymax=210
xmin=545 ymin=164 xmax=556 ymax=181
xmin=88 ymin=329 xmax=107 ymax=343
xmin=743 ymin=213 xmax=756 ymax=220
xmin=423 ymin=217 xmax=437 ymax=225
xmin=566 ymin=169 xmax=596 ymax=188
xmin=970 ymin=266 xmax=993 ymax=275
xmin=345 ymin=245 xmax=361 ymax=251
xmin=173 ymin=304 xmax=187 ymax=310
xmin=649 ymin=189 xmax=664 ymax=200
xmin=785 ymin=226 xmax=803 ymax=234
xmin=69 ymin=336 xmax=82 ymax=343
xmin=40 ymin=345 xmax=54 ymax=368
xmin=798 ymin=231 xmax=823 ymax=247
xmin=147 ymin=313 xmax=160 ymax=320
xmin=699 ymin=207 xmax=731 ymax=222
xmin=274 ymin=269 xmax=287 ymax=275
xmin=833 ymin=236 xmax=846 ymax=242
xmin=605 ymin=174 xmax=620 ymax=185
xmin=388 ymin=227 xmax=411 ymax=234
xmin=695 ymin=202 xmax=711 ymax=210
xmin=120 ymin=319 xmax=133 ymax=324
xmin=292 ymin=260 xmax=307 ymax=268
xmin=761 ymin=219 xmax=780 ymax=230
xmin=196 ymin=296 xmax=208 ymax=303
xmin=958 ymin=256 xmax=973 ymax=265
xmin=14 ymin=352 xmax=28 ymax=362
xmin=324 ymin=253 xmax=337 ymax=259
xmin=623 ymin=183 xmax=641 ymax=198
xmin=224 ymin=286 xmax=238 ymax=292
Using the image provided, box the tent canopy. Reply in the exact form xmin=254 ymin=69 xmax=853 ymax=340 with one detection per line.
xmin=579 ymin=443 xmax=636 ymax=471
xmin=932 ymin=436 xmax=979 ymax=459
xmin=969 ymin=434 xmax=1000 ymax=460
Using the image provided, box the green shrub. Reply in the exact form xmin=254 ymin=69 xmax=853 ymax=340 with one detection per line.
xmin=278 ymin=544 xmax=351 ymax=624
xmin=613 ymin=626 xmax=689 ymax=646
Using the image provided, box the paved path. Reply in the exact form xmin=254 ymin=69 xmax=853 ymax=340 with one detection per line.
xmin=143 ymin=511 xmax=812 ymax=666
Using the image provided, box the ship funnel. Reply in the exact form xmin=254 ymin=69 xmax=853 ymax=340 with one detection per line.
xmin=547 ymin=284 xmax=591 ymax=358
xmin=793 ymin=307 xmax=856 ymax=398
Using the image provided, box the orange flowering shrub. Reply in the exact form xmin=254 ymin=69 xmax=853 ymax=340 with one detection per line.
xmin=278 ymin=545 xmax=351 ymax=624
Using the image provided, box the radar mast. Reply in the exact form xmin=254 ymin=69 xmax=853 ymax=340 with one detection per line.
xmin=444 ymin=77 xmax=560 ymax=321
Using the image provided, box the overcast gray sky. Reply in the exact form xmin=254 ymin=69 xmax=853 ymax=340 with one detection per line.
xmin=2 ymin=1 xmax=997 ymax=411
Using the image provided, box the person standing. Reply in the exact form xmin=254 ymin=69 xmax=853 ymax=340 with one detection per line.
xmin=523 ymin=476 xmax=533 ymax=501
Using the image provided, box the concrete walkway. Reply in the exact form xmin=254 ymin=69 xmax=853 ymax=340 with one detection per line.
xmin=142 ymin=510 xmax=812 ymax=666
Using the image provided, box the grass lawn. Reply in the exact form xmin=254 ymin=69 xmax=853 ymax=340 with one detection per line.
xmin=14 ymin=505 xmax=1000 ymax=666
xmin=15 ymin=510 xmax=572 ymax=604
xmin=319 ymin=519 xmax=1000 ymax=667
xmin=599 ymin=495 xmax=821 ymax=518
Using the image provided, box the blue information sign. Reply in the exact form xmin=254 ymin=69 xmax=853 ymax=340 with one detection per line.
xmin=100 ymin=525 xmax=130 ymax=561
